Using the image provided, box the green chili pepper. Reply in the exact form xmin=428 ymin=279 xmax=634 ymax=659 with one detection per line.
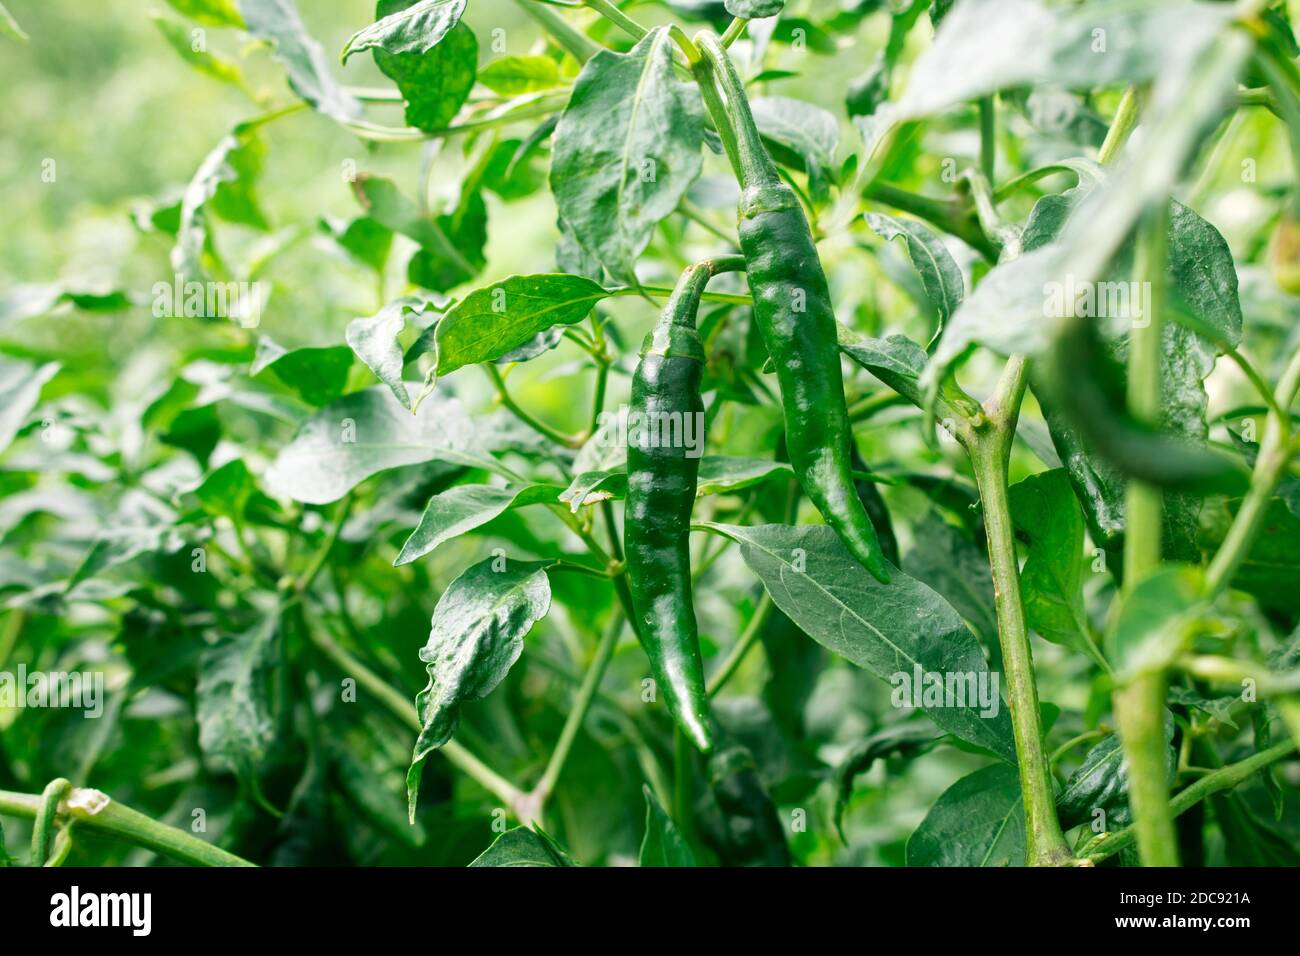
xmin=695 ymin=33 xmax=891 ymax=583
xmin=625 ymin=255 xmax=745 ymax=753
xmin=702 ymin=745 xmax=791 ymax=866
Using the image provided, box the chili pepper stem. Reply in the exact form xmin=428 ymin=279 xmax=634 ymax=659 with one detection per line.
xmin=962 ymin=355 xmax=1073 ymax=866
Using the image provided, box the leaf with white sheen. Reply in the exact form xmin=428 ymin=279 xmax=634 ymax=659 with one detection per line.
xmin=704 ymin=522 xmax=1016 ymax=761
xmin=906 ymin=764 xmax=1024 ymax=866
xmin=407 ymin=559 xmax=552 ymax=820
xmin=551 ymin=27 xmax=705 ymax=283
xmin=344 ymin=296 xmax=441 ymax=409
xmin=896 ymin=0 xmax=1233 ymax=120
xmin=197 ymin=610 xmax=280 ymax=789
xmin=751 ymin=96 xmax=839 ymax=194
xmin=264 ymin=386 xmax=484 ymax=504
xmin=395 ymin=483 xmax=564 ymax=565
xmin=240 ymin=0 xmax=361 ymax=120
xmin=251 ymin=337 xmax=353 ymax=406
xmin=0 ymin=359 xmax=59 ymax=456
xmin=725 ymin=0 xmax=784 ymax=17
xmin=429 ymin=274 xmax=611 ymax=379
xmin=172 ymin=121 xmax=269 ymax=280
xmin=373 ymin=15 xmax=477 ymax=133
xmin=469 ymin=827 xmax=576 ymax=866
xmin=0 ymin=284 xmax=130 ymax=328
xmin=866 ymin=213 xmax=963 ymax=332
xmin=640 ymin=785 xmax=696 ymax=866
xmin=341 ymin=0 xmax=466 ymax=62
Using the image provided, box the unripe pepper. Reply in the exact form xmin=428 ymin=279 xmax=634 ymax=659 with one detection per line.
xmin=695 ymin=33 xmax=890 ymax=583
xmin=624 ymin=255 xmax=745 ymax=752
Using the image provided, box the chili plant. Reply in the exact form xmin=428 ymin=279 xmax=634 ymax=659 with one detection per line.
xmin=0 ymin=0 xmax=1298 ymax=868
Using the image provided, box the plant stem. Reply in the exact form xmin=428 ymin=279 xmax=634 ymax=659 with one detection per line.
xmin=978 ymin=96 xmax=996 ymax=182
xmin=516 ymin=0 xmax=602 ymax=61
xmin=706 ymin=592 xmax=774 ymax=696
xmin=0 ymin=787 xmax=256 ymax=867
xmin=1097 ymin=86 xmax=1141 ymax=166
xmin=532 ymin=610 xmax=625 ymax=805
xmin=584 ymin=0 xmax=647 ymax=39
xmin=962 ymin=355 xmax=1072 ymax=865
xmin=1084 ymin=740 xmax=1297 ymax=864
xmin=484 ymin=363 xmax=582 ymax=447
xmin=1114 ymin=204 xmax=1180 ymax=867
xmin=1205 ymin=347 xmax=1300 ymax=597
xmin=306 ymin=623 xmax=526 ymax=811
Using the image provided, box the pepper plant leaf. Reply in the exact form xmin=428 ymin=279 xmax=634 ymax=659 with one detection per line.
xmin=906 ymin=763 xmax=1025 ymax=866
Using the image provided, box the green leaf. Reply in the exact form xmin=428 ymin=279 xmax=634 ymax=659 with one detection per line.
xmin=152 ymin=15 xmax=250 ymax=90
xmin=866 ymin=212 xmax=964 ymax=334
xmin=0 ymin=2 xmax=28 ymax=40
xmin=0 ymin=359 xmax=58 ymax=457
xmin=1008 ymin=469 xmax=1106 ymax=666
xmin=191 ymin=459 xmax=255 ymax=521
xmin=469 ymin=826 xmax=576 ymax=866
xmin=374 ymin=20 xmax=477 ymax=133
xmin=704 ymin=522 xmax=1016 ymax=762
xmin=173 ymin=122 xmax=269 ymax=281
xmin=902 ymin=514 xmax=998 ymax=648
xmin=639 ymin=785 xmax=696 ymax=866
xmin=341 ymin=0 xmax=466 ymax=63
xmin=750 ymin=96 xmax=839 ymax=196
xmin=428 ymin=274 xmax=611 ymax=380
xmin=165 ymin=0 xmax=245 ymax=28
xmin=837 ymin=327 xmax=928 ymax=407
xmin=407 ymin=559 xmax=552 ymax=820
xmin=834 ymin=723 xmax=940 ymax=840
xmin=344 ymin=295 xmax=441 ymax=409
xmin=395 ymin=483 xmax=565 ymax=565
xmin=724 ymin=0 xmax=783 ymax=17
xmin=0 ymin=284 xmax=130 ymax=329
xmin=1105 ymin=565 xmax=1206 ymax=680
xmin=251 ymin=337 xmax=353 ymax=406
xmin=906 ymin=763 xmax=1024 ymax=866
xmin=352 ymin=174 xmax=485 ymax=292
xmin=551 ymin=27 xmax=705 ymax=283
xmin=479 ymin=55 xmax=562 ymax=96
xmin=240 ymin=0 xmax=361 ymax=120
xmin=265 ymin=386 xmax=486 ymax=504
xmin=319 ymin=215 xmax=393 ymax=274
xmin=896 ymin=0 xmax=1234 ymax=120
xmin=197 ymin=610 xmax=280 ymax=789
xmin=1057 ymin=721 xmax=1176 ymax=830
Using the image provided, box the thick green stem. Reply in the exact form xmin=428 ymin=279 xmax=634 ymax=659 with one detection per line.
xmin=962 ymin=356 xmax=1072 ymax=865
xmin=516 ymin=0 xmax=602 ymax=61
xmin=0 ymin=786 xmax=255 ymax=867
xmin=1084 ymin=740 xmax=1297 ymax=864
xmin=1114 ymin=205 xmax=1179 ymax=867
xmin=978 ymin=96 xmax=996 ymax=182
xmin=584 ymin=0 xmax=647 ymax=39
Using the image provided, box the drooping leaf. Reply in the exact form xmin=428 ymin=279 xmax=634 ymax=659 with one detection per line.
xmin=264 ymin=386 xmax=486 ymax=504
xmin=1057 ymin=720 xmax=1176 ymax=830
xmin=406 ymin=559 xmax=552 ymax=820
xmin=751 ymin=96 xmax=839 ymax=196
xmin=251 ymin=337 xmax=353 ymax=406
xmin=341 ymin=0 xmax=466 ymax=62
xmin=319 ymin=215 xmax=393 ymax=274
xmin=838 ymin=327 xmax=928 ymax=407
xmin=479 ymin=55 xmax=562 ymax=96
xmin=165 ymin=0 xmax=245 ymax=28
xmin=374 ymin=18 xmax=477 ymax=133
xmin=639 ymin=785 xmax=695 ymax=866
xmin=906 ymin=763 xmax=1024 ymax=866
xmin=1008 ymin=469 xmax=1106 ymax=666
xmin=0 ymin=359 xmax=59 ymax=457
xmin=468 ymin=826 xmax=576 ymax=866
xmin=704 ymin=522 xmax=1016 ymax=761
xmin=551 ymin=27 xmax=705 ymax=282
xmin=240 ymin=0 xmax=361 ymax=120
xmin=196 ymin=610 xmax=280 ymax=789
xmin=866 ymin=212 xmax=964 ymax=334
xmin=834 ymin=723 xmax=941 ymax=839
xmin=395 ymin=483 xmax=565 ymax=565
xmin=344 ymin=295 xmax=442 ymax=409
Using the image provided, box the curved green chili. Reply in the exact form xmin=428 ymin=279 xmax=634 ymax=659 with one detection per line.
xmin=32 ymin=777 xmax=71 ymax=867
xmin=625 ymin=255 xmax=745 ymax=753
xmin=695 ymin=33 xmax=890 ymax=583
